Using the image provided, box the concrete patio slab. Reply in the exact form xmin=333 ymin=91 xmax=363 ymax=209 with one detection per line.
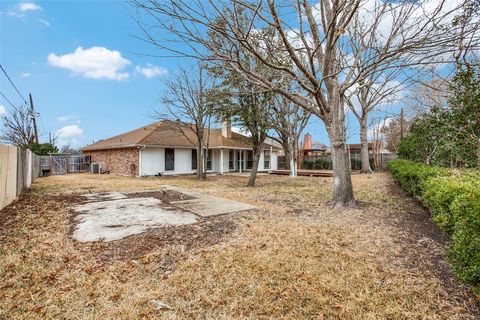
xmin=71 ymin=185 xmax=257 ymax=242
xmin=162 ymin=185 xmax=258 ymax=217
xmin=72 ymin=197 xmax=198 ymax=242
xmin=83 ymin=191 xmax=127 ymax=202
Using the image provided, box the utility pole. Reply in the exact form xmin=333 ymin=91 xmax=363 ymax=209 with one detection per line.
xmin=29 ymin=93 xmax=39 ymax=143
xmin=400 ymin=108 xmax=404 ymax=139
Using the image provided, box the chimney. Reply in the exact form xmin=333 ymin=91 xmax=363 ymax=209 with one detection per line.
xmin=303 ymin=133 xmax=312 ymax=149
xmin=222 ymin=119 xmax=232 ymax=138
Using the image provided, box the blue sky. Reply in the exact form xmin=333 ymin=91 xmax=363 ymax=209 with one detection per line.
xmin=0 ymin=1 xmax=402 ymax=148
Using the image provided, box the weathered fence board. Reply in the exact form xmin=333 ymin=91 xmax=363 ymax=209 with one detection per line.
xmin=39 ymin=155 xmax=90 ymax=176
xmin=0 ymin=144 xmax=40 ymax=211
xmin=0 ymin=145 xmax=18 ymax=210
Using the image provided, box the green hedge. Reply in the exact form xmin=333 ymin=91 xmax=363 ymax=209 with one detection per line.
xmin=388 ymin=159 xmax=480 ymax=293
xmin=388 ymin=159 xmax=449 ymax=196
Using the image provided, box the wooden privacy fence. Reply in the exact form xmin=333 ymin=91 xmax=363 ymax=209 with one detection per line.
xmin=39 ymin=154 xmax=90 ymax=176
xmin=0 ymin=144 xmax=40 ymax=211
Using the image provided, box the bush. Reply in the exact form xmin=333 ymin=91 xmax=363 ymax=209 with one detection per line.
xmin=30 ymin=142 xmax=58 ymax=156
xmin=388 ymin=159 xmax=480 ymax=293
xmin=350 ymin=158 xmax=362 ymax=170
xmin=303 ymin=157 xmax=372 ymax=171
xmin=423 ymin=172 xmax=480 ymax=234
xmin=388 ymin=159 xmax=448 ymax=196
xmin=450 ymin=189 xmax=480 ymax=289
xmin=302 ymin=157 xmax=332 ymax=170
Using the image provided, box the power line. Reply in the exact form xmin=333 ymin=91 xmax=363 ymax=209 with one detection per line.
xmin=0 ymin=90 xmax=20 ymax=111
xmin=0 ymin=64 xmax=28 ymax=105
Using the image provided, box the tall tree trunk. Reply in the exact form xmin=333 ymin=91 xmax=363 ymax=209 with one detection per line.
xmin=202 ymin=149 xmax=208 ymax=179
xmin=289 ymin=157 xmax=296 ymax=176
xmin=282 ymin=141 xmax=291 ymax=170
xmin=326 ymin=96 xmax=355 ymax=207
xmin=359 ymin=116 xmax=372 ymax=174
xmin=289 ymin=141 xmax=297 ymax=177
xmin=197 ymin=146 xmax=205 ymax=180
xmin=330 ymin=140 xmax=355 ymax=206
xmin=248 ymin=144 xmax=262 ymax=187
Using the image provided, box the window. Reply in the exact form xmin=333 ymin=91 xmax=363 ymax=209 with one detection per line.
xmin=206 ymin=149 xmax=212 ymax=170
xmin=264 ymin=150 xmax=270 ymax=169
xmin=165 ymin=148 xmax=174 ymax=171
xmin=191 ymin=149 xmax=197 ymax=170
xmin=246 ymin=150 xmax=254 ymax=169
xmin=229 ymin=150 xmax=234 ymax=170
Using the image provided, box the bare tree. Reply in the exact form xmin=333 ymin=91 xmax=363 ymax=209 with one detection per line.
xmin=382 ymin=118 xmax=408 ymax=154
xmin=344 ymin=8 xmax=410 ymax=173
xmin=60 ymin=144 xmax=79 ymax=154
xmin=270 ymin=94 xmax=310 ymax=177
xmin=157 ymin=64 xmax=214 ymax=179
xmin=370 ymin=117 xmax=388 ymax=170
xmin=0 ymin=105 xmax=35 ymax=147
xmin=346 ymin=74 xmax=406 ymax=173
xmin=131 ymin=0 xmax=479 ymax=206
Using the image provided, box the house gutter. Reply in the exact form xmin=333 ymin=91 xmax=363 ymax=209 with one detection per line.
xmin=138 ymin=145 xmax=146 ymax=177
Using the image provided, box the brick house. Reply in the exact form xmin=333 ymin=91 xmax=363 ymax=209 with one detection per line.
xmin=81 ymin=121 xmax=281 ymax=176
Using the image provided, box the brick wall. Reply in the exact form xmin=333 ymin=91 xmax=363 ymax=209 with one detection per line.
xmin=85 ymin=148 xmax=139 ymax=176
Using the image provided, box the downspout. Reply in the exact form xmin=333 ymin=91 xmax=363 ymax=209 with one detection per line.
xmin=269 ymin=145 xmax=273 ymax=173
xmin=138 ymin=145 xmax=146 ymax=177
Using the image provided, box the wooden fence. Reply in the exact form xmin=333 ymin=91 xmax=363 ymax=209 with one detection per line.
xmin=39 ymin=154 xmax=90 ymax=175
xmin=0 ymin=144 xmax=40 ymax=211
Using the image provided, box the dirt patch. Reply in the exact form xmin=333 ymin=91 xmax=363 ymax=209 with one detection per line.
xmin=76 ymin=215 xmax=236 ymax=264
xmin=0 ymin=193 xmax=82 ymax=235
xmin=126 ymin=190 xmax=194 ymax=202
xmin=385 ymin=178 xmax=475 ymax=306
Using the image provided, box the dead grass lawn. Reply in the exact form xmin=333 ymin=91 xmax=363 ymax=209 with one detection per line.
xmin=0 ymin=173 xmax=477 ymax=319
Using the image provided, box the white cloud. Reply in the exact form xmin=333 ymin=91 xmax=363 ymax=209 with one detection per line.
xmin=56 ymin=115 xmax=80 ymax=123
xmin=56 ymin=125 xmax=84 ymax=147
xmin=20 ymin=72 xmax=30 ymax=78
xmin=135 ymin=64 xmax=168 ymax=78
xmin=38 ymin=18 xmax=50 ymax=27
xmin=0 ymin=1 xmax=41 ymax=18
xmin=48 ymin=46 xmax=131 ymax=81
xmin=57 ymin=125 xmax=83 ymax=139
xmin=18 ymin=2 xmax=41 ymax=12
xmin=0 ymin=105 xmax=6 ymax=116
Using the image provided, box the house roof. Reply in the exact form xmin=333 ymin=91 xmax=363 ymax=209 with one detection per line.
xmin=81 ymin=121 xmax=281 ymax=152
xmin=347 ymin=143 xmax=375 ymax=151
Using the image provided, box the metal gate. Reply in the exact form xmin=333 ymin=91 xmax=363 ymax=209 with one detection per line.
xmin=51 ymin=156 xmax=67 ymax=175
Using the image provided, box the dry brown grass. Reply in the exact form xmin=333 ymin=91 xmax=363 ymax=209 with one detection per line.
xmin=0 ymin=173 xmax=477 ymax=319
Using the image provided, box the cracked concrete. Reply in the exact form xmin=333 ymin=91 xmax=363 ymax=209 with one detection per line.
xmin=71 ymin=186 xmax=257 ymax=242
xmin=72 ymin=197 xmax=198 ymax=242
xmin=164 ymin=185 xmax=258 ymax=217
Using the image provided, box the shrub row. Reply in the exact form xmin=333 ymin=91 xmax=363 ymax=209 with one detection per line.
xmin=303 ymin=157 xmax=332 ymax=170
xmin=388 ymin=159 xmax=480 ymax=293
xmin=303 ymin=157 xmax=375 ymax=171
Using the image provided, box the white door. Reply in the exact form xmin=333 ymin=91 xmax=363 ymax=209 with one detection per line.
xmin=140 ymin=148 xmax=164 ymax=176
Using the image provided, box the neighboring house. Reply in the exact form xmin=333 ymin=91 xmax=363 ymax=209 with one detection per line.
xmin=81 ymin=121 xmax=281 ymax=176
xmin=301 ymin=133 xmax=328 ymax=157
